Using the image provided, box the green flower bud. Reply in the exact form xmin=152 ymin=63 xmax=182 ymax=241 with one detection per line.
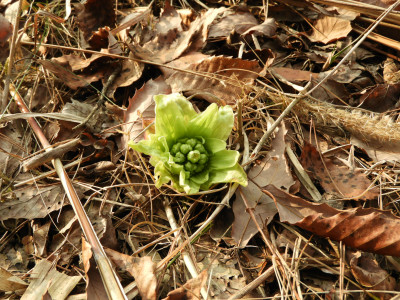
xmin=187 ymin=150 xmax=201 ymax=163
xmin=174 ymin=152 xmax=186 ymax=163
xmin=194 ymin=164 xmax=205 ymax=173
xmin=186 ymin=138 xmax=198 ymax=148
xmin=185 ymin=161 xmax=195 ymax=172
xmin=171 ymin=143 xmax=182 ymax=155
xmin=194 ymin=143 xmax=206 ymax=154
xmin=199 ymin=153 xmax=208 ymax=165
xmin=180 ymin=144 xmax=192 ymax=154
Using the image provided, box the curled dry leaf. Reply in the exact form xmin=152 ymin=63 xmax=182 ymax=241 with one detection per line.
xmin=232 ymin=123 xmax=295 ymax=247
xmin=266 ymin=184 xmax=400 ymax=257
xmin=75 ymin=0 xmax=116 ymax=41
xmin=105 ymin=248 xmax=157 ymax=300
xmin=0 ymin=267 xmax=28 ymax=292
xmin=132 ymin=7 xmax=226 ymax=64
xmin=162 ymin=270 xmax=207 ymax=300
xmin=300 ymin=142 xmax=378 ymax=200
xmin=121 ymin=77 xmax=171 ymax=147
xmin=305 ymin=15 xmax=352 ymax=44
xmin=347 ymin=250 xmax=396 ymax=299
xmin=82 ymin=238 xmax=109 ymax=300
xmin=0 ymin=14 xmax=12 ymax=44
xmin=165 ymin=56 xmax=261 ymax=104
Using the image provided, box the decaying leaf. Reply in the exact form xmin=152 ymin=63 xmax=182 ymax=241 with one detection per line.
xmin=121 ymin=77 xmax=171 ymax=147
xmin=0 ymin=184 xmax=86 ymax=221
xmin=82 ymin=238 xmax=108 ymax=300
xmin=165 ymin=56 xmax=261 ymax=104
xmin=347 ymin=250 xmax=396 ymax=299
xmin=132 ymin=7 xmax=226 ymax=63
xmin=0 ymin=267 xmax=28 ymax=292
xmin=162 ymin=270 xmax=207 ymax=300
xmin=267 ymin=184 xmax=400 ymax=256
xmin=20 ymin=260 xmax=80 ymax=300
xmin=305 ymin=15 xmax=352 ymax=44
xmin=351 ymin=134 xmax=400 ymax=162
xmin=232 ymin=123 xmax=295 ymax=247
xmin=356 ymin=83 xmax=400 ymax=112
xmin=75 ymin=0 xmax=116 ymax=41
xmin=0 ymin=13 xmax=12 ymax=44
xmin=300 ymin=142 xmax=378 ymax=200
xmin=106 ymin=248 xmax=157 ymax=300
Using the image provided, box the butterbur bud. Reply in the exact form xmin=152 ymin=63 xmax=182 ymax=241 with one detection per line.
xmin=129 ymin=93 xmax=247 ymax=194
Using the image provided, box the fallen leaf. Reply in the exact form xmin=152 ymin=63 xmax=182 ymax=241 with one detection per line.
xmin=305 ymin=15 xmax=352 ymax=44
xmin=300 ymin=142 xmax=378 ymax=200
xmin=347 ymin=250 xmax=396 ymax=299
xmin=242 ymin=18 xmax=277 ymax=37
xmin=266 ymin=184 xmax=400 ymax=257
xmin=121 ymin=77 xmax=171 ymax=147
xmin=0 ymin=13 xmax=12 ymax=44
xmin=20 ymin=260 xmax=80 ymax=300
xmin=132 ymin=7 xmax=226 ymax=64
xmin=162 ymin=270 xmax=207 ymax=300
xmin=0 ymin=267 xmax=28 ymax=292
xmin=0 ymin=184 xmax=86 ymax=221
xmin=32 ymin=222 xmax=51 ymax=257
xmin=106 ymin=248 xmax=157 ymax=300
xmin=232 ymin=123 xmax=295 ymax=247
xmin=208 ymin=10 xmax=258 ymax=39
xmin=165 ymin=56 xmax=261 ymax=105
xmin=356 ymin=83 xmax=400 ymax=112
xmin=75 ymin=0 xmax=116 ymax=41
xmin=82 ymin=238 xmax=108 ymax=300
xmin=351 ymin=134 xmax=400 ymax=162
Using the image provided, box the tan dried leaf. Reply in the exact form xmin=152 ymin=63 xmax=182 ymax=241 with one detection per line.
xmin=306 ymin=15 xmax=352 ymax=44
xmin=105 ymin=248 xmax=157 ymax=300
xmin=162 ymin=270 xmax=207 ymax=300
xmin=166 ymin=56 xmax=261 ymax=105
xmin=20 ymin=260 xmax=80 ymax=300
xmin=232 ymin=123 xmax=295 ymax=247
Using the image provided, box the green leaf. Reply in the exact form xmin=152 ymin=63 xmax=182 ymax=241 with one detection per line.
xmin=209 ymin=150 xmax=239 ymax=170
xmin=154 ymin=94 xmax=197 ymax=145
xmin=187 ymin=104 xmax=234 ymax=140
xmin=129 ymin=135 xmax=168 ymax=164
xmin=201 ymin=163 xmax=248 ymax=190
xmin=179 ymin=170 xmax=200 ymax=194
xmin=191 ymin=170 xmax=209 ymax=185
xmin=204 ymin=138 xmax=226 ymax=154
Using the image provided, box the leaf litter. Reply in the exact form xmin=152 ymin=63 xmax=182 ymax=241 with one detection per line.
xmin=3 ymin=0 xmax=400 ymax=299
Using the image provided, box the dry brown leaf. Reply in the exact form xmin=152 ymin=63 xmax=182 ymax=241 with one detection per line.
xmin=75 ymin=0 xmax=116 ymax=41
xmin=0 ymin=184 xmax=86 ymax=221
xmin=242 ymin=18 xmax=277 ymax=37
xmin=32 ymin=222 xmax=51 ymax=257
xmin=105 ymin=248 xmax=157 ymax=300
xmin=266 ymin=184 xmax=400 ymax=256
xmin=306 ymin=15 xmax=352 ymax=44
xmin=208 ymin=10 xmax=258 ymax=39
xmin=0 ymin=13 xmax=12 ymax=44
xmin=232 ymin=123 xmax=295 ymax=247
xmin=165 ymin=56 xmax=261 ymax=105
xmin=82 ymin=238 xmax=109 ymax=300
xmin=121 ymin=77 xmax=171 ymax=147
xmin=162 ymin=270 xmax=207 ymax=300
xmin=132 ymin=7 xmax=226 ymax=64
xmin=271 ymin=67 xmax=317 ymax=83
xmin=356 ymin=83 xmax=400 ymax=112
xmin=39 ymin=57 xmax=108 ymax=90
xmin=20 ymin=260 xmax=80 ymax=300
xmin=351 ymin=134 xmax=400 ymax=162
xmin=300 ymin=142 xmax=378 ymax=200
xmin=347 ymin=250 xmax=396 ymax=299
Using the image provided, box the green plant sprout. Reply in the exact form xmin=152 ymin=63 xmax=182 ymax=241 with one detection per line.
xmin=129 ymin=93 xmax=248 ymax=194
